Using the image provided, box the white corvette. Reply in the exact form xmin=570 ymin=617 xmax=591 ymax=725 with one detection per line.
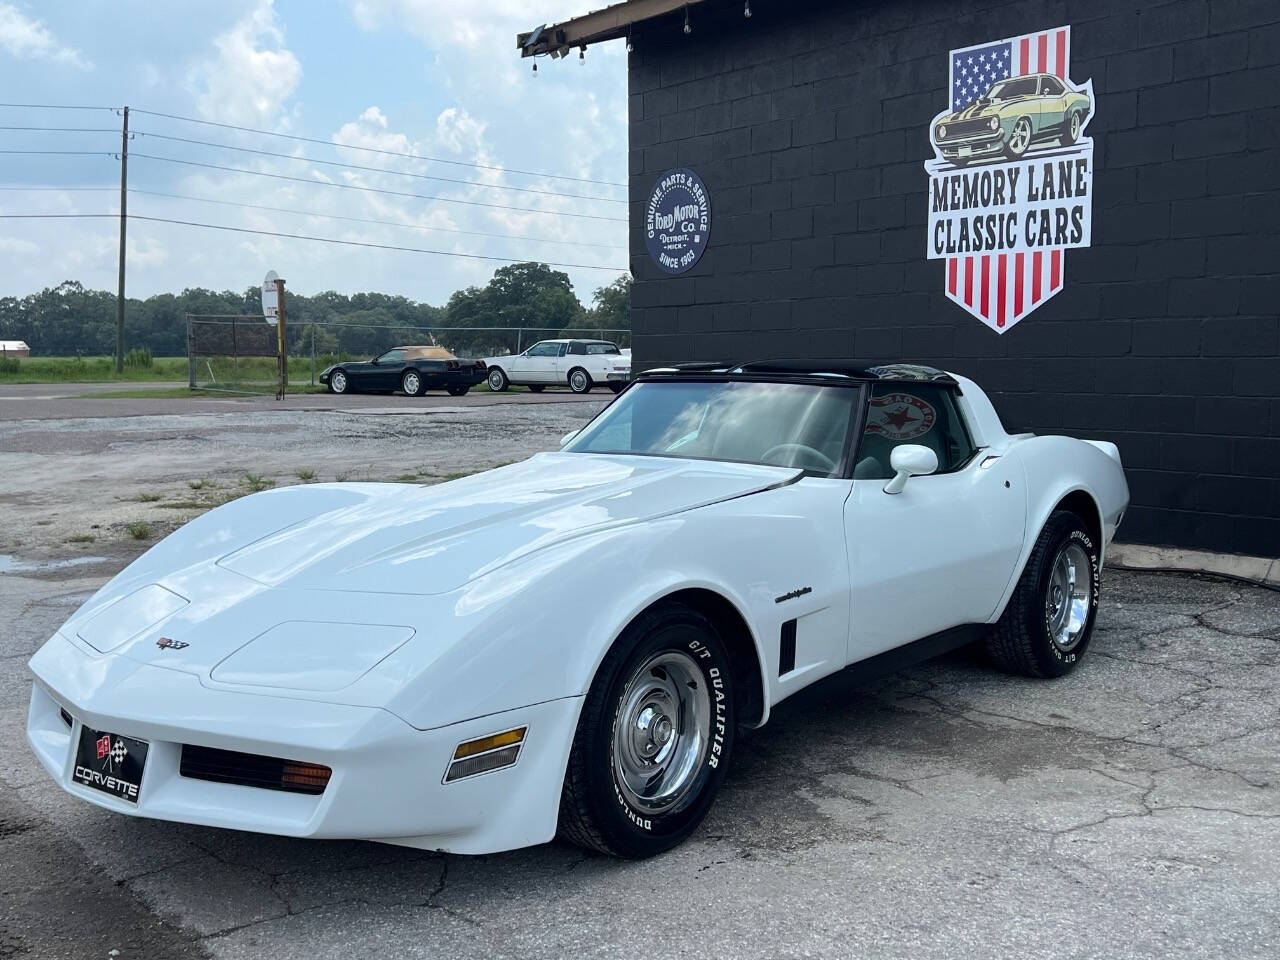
xmin=27 ymin=361 xmax=1128 ymax=859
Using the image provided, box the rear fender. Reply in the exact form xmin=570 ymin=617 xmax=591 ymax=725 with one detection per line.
xmin=991 ymin=436 xmax=1129 ymax=620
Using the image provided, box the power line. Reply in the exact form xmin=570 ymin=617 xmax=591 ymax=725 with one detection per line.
xmin=0 ymin=125 xmax=624 ymax=204
xmin=130 ymin=129 xmax=626 ymax=204
xmin=0 ymin=125 xmax=120 ymax=134
xmin=0 ymin=185 xmax=625 ymax=250
xmin=0 ymin=102 xmax=114 ymax=111
xmin=0 ymin=212 xmax=629 ymax=272
xmin=129 ymin=107 xmax=627 ymax=189
xmin=0 ymin=102 xmax=627 ymax=191
xmin=0 ymin=149 xmax=115 ymax=157
xmin=129 ymin=152 xmax=628 ymax=223
xmin=125 ymin=188 xmax=625 ymax=251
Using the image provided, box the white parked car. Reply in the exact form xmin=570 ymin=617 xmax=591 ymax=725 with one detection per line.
xmin=483 ymin=338 xmax=630 ymax=394
xmin=27 ymin=361 xmax=1127 ymax=859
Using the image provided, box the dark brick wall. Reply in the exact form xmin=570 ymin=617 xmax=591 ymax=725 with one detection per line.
xmin=627 ymin=0 xmax=1280 ymax=557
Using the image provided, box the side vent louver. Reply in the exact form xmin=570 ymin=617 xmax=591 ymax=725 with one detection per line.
xmin=779 ymin=619 xmax=797 ymax=676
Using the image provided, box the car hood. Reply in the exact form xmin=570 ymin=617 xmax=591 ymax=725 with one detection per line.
xmin=212 ymin=453 xmax=799 ymax=596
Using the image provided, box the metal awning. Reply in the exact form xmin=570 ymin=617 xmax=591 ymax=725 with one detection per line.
xmin=517 ymin=0 xmax=708 ymax=58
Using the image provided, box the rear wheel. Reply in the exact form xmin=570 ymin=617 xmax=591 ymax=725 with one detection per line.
xmin=1063 ymin=111 xmax=1081 ymax=145
xmin=446 ymin=384 xmax=470 ymax=397
xmin=401 ymin=370 xmax=423 ymax=397
xmin=985 ymin=510 xmax=1100 ymax=678
xmin=568 ymin=367 xmax=592 ymax=394
xmin=487 ymin=367 xmax=509 ymax=392
xmin=558 ymin=602 xmax=735 ymax=858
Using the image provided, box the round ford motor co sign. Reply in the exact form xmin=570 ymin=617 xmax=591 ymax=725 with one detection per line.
xmin=645 ymin=168 xmax=711 ymax=274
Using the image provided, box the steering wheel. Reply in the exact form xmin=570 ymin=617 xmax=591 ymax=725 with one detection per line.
xmin=761 ymin=442 xmax=837 ymax=473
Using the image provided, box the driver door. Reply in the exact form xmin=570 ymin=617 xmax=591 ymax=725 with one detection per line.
xmin=512 ymin=341 xmax=555 ymax=383
xmin=843 ymin=383 xmax=1026 ymax=663
xmin=1039 ymin=75 xmax=1068 ymax=137
xmin=370 ymin=349 xmax=405 ymax=391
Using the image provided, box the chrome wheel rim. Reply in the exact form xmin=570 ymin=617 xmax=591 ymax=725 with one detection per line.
xmin=1047 ymin=541 xmax=1092 ymax=652
xmin=1070 ymin=113 xmax=1080 ymax=140
xmin=571 ymin=371 xmax=587 ymax=391
xmin=488 ymin=370 xmax=504 ymax=390
xmin=1010 ymin=118 xmax=1031 ymax=154
xmin=612 ymin=651 xmax=710 ymax=816
xmin=403 ymin=372 xmax=420 ymax=394
xmin=332 ymin=372 xmax=346 ymax=393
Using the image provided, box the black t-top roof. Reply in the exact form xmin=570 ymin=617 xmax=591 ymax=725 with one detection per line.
xmin=637 ymin=360 xmax=956 ymax=384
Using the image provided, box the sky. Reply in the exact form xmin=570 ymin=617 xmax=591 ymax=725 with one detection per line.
xmin=0 ymin=0 xmax=629 ymax=306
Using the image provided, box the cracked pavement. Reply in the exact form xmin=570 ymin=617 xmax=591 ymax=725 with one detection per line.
xmin=1 ymin=399 xmax=1278 ymax=958
xmin=4 ymin=568 xmax=1276 ymax=959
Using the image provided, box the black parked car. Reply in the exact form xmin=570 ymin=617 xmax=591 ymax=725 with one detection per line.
xmin=320 ymin=346 xmax=487 ymax=397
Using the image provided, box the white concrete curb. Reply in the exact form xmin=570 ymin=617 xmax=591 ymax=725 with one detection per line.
xmin=1108 ymin=542 xmax=1280 ymax=588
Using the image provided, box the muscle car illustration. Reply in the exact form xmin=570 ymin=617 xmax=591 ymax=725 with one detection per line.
xmin=933 ymin=73 xmax=1091 ymax=165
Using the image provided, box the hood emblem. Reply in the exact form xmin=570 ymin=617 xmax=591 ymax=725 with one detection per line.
xmin=155 ymin=637 xmax=189 ymax=651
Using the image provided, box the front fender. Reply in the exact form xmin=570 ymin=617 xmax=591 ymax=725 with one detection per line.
xmin=383 ymin=480 xmax=851 ymax=731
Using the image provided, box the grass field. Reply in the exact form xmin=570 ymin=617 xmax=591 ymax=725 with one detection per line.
xmin=0 ymin=355 xmax=321 ymax=386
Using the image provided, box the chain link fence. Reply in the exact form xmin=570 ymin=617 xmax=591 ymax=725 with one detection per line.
xmin=187 ymin=314 xmax=630 ymax=394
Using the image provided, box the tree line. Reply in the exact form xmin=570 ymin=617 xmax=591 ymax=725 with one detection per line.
xmin=0 ymin=264 xmax=631 ymax=360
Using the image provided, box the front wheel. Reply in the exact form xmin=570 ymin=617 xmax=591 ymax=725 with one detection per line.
xmin=985 ymin=510 xmax=1100 ymax=678
xmin=1004 ymin=117 xmax=1033 ymax=159
xmin=558 ymin=602 xmax=735 ymax=858
xmin=568 ymin=368 xmax=593 ymax=394
xmin=487 ymin=368 xmax=508 ymax=392
xmin=401 ymin=370 xmax=423 ymax=397
xmin=328 ymin=370 xmax=349 ymax=394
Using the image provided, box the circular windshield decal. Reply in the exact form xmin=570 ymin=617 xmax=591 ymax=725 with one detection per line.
xmin=866 ymin=393 xmax=937 ymax=441
xmin=645 ymin=168 xmax=711 ymax=275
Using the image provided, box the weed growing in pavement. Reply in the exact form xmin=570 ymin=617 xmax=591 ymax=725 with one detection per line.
xmin=126 ymin=522 xmax=152 ymax=540
xmin=136 ymin=492 xmax=162 ymax=502
xmin=65 ymin=534 xmax=95 ymax=544
xmin=295 ymin=468 xmax=317 ymax=481
xmin=242 ymin=473 xmax=274 ymax=492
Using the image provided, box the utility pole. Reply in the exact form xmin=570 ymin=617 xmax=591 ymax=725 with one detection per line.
xmin=115 ymin=105 xmax=129 ymax=374
xmin=275 ymin=276 xmax=287 ymax=400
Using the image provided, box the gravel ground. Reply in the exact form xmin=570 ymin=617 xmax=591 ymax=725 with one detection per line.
xmin=1 ymin=397 xmax=1277 ymax=959
xmin=0 ymin=393 xmax=604 ymax=555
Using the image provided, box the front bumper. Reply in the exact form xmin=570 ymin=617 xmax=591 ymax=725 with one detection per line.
xmin=938 ymin=132 xmax=1005 ymax=161
xmin=28 ymin=635 xmax=581 ymax=854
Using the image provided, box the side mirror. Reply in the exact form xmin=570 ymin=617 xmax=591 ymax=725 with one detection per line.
xmin=370 ymin=357 xmax=379 ymax=365
xmin=883 ymin=444 xmax=938 ymax=495
xmin=559 ymin=430 xmax=578 ymax=447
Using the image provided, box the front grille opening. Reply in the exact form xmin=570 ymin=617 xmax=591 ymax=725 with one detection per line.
xmin=59 ymin=708 xmax=73 ymax=727
xmin=180 ymin=744 xmax=331 ymax=796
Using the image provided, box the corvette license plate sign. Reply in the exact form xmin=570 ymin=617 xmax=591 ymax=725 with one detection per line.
xmin=73 ymin=725 xmax=148 ymax=804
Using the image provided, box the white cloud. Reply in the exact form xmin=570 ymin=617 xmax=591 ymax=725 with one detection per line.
xmin=348 ymin=0 xmax=530 ymax=53
xmin=0 ymin=3 xmax=91 ymax=68
xmin=188 ymin=0 xmax=301 ymax=127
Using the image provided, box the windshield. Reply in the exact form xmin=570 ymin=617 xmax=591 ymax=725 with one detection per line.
xmin=988 ymin=77 xmax=1038 ymax=100
xmin=564 ymin=380 xmax=859 ymax=477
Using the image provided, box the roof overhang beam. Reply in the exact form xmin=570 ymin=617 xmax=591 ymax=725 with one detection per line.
xmin=517 ymin=0 xmax=708 ymax=57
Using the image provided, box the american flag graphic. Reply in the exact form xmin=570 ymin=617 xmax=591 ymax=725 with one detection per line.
xmin=944 ymin=26 xmax=1074 ymax=332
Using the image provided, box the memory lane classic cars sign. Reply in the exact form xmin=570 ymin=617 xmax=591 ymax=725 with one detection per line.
xmin=925 ymin=25 xmax=1095 ymax=333
xmin=645 ymin=168 xmax=711 ymax=275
